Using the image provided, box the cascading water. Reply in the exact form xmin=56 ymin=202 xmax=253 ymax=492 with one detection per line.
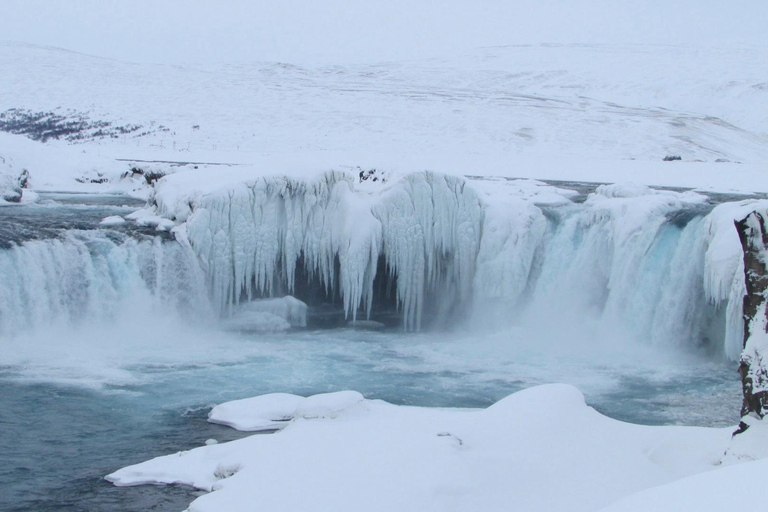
xmin=0 ymin=174 xmax=760 ymax=361
xmin=506 ymin=192 xmax=724 ymax=352
xmin=0 ymin=230 xmax=209 ymax=337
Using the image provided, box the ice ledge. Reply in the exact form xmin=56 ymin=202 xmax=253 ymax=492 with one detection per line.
xmin=207 ymin=390 xmax=364 ymax=432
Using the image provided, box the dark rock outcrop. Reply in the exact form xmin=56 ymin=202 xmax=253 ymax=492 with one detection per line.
xmin=734 ymin=211 xmax=768 ymax=433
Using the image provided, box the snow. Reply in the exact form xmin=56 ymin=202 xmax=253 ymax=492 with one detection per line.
xmin=107 ymin=384 xmax=736 ymax=512
xmin=724 ymin=415 xmax=768 ymax=463
xmin=125 ymin=208 xmax=176 ymax=231
xmin=207 ymin=393 xmax=305 ymax=432
xmin=1 ymin=42 xmax=767 ymax=196
xmin=210 ymin=391 xmax=368 ymax=433
xmin=99 ymin=215 xmax=126 ymax=226
xmin=0 ymin=132 xmax=149 ymax=197
xmin=597 ymin=458 xmax=768 ymax=512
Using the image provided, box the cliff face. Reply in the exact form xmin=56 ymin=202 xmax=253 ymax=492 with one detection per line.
xmin=735 ymin=211 xmax=768 ymax=431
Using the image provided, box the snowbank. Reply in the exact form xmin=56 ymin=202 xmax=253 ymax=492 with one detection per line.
xmin=0 ymin=132 xmax=149 ymax=197
xmin=0 ymin=153 xmax=24 ymax=203
xmin=597 ymin=458 xmax=768 ymax=512
xmin=107 ymin=384 xmax=734 ymax=512
xmin=208 ymin=390 xmax=364 ymax=431
xmin=723 ymin=415 xmax=768 ymax=463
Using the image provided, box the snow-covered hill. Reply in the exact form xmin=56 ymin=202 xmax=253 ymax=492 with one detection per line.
xmin=0 ymin=42 xmax=767 ymax=195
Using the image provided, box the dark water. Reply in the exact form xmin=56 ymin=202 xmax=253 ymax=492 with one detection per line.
xmin=0 ymin=380 xmax=253 ymax=512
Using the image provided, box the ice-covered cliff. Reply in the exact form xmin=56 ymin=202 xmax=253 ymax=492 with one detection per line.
xmin=141 ymin=167 xmax=767 ymax=357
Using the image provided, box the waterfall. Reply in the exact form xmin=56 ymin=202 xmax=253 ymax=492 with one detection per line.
xmin=0 ymin=229 xmax=210 ymax=336
xmin=3 ymin=171 xmax=766 ymax=361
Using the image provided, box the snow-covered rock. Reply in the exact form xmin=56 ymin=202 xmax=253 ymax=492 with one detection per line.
xmin=0 ymin=154 xmax=24 ymax=203
xmin=125 ymin=208 xmax=176 ymax=231
xmin=99 ymin=215 xmax=127 ymax=226
xmin=232 ymin=296 xmax=307 ymax=327
xmin=207 ymin=391 xmax=365 ymax=432
xmin=0 ymin=173 xmax=21 ymax=203
xmin=222 ymin=296 xmax=307 ymax=332
xmin=208 ymin=393 xmax=305 ymax=431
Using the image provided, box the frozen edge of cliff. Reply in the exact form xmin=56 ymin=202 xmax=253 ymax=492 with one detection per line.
xmin=146 ymin=166 xmax=768 ymax=355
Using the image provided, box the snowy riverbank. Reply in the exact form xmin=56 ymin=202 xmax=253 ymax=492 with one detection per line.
xmin=107 ymin=384 xmax=763 ymax=512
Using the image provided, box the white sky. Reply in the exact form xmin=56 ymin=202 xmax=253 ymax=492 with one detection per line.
xmin=1 ymin=0 xmax=766 ymax=65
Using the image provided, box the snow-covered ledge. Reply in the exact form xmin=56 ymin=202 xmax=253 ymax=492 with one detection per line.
xmin=107 ymin=384 xmax=740 ymax=512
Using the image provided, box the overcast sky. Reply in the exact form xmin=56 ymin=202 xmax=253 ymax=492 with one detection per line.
xmin=2 ymin=0 xmax=765 ymax=65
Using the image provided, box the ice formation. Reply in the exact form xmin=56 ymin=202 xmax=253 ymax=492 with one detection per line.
xmin=148 ymin=168 xmax=764 ymax=358
xmin=2 ymin=168 xmax=764 ymax=359
xmin=224 ymin=296 xmax=307 ymax=332
xmin=157 ymin=170 xmax=482 ymax=331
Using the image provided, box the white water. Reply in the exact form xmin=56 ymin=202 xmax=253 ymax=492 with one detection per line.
xmin=0 ymin=230 xmax=209 ymax=339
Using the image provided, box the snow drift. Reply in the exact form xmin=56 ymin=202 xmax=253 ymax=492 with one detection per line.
xmin=106 ymin=384 xmax=735 ymax=512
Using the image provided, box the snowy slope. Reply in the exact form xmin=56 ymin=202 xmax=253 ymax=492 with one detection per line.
xmin=1 ymin=42 xmax=767 ymax=194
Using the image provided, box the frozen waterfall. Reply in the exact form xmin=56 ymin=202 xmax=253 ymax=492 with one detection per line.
xmin=2 ymin=170 xmax=765 ymax=361
xmin=148 ymin=169 xmax=766 ymax=359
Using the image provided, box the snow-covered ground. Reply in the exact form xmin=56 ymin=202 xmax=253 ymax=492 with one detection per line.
xmin=0 ymin=42 xmax=767 ymax=196
xmin=108 ymin=384 xmax=751 ymax=512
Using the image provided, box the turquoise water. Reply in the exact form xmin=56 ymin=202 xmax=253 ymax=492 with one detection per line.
xmin=0 ymin=327 xmax=740 ymax=511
